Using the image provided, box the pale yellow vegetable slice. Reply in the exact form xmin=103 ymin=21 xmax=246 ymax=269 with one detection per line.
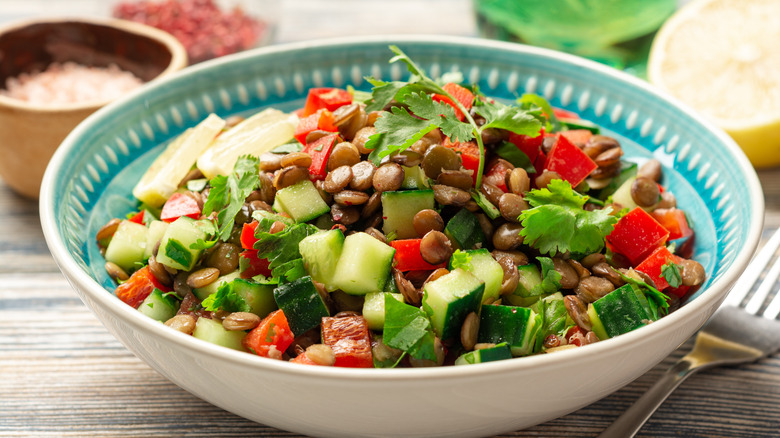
xmin=196 ymin=108 xmax=299 ymax=179
xmin=647 ymin=0 xmax=780 ymax=167
xmin=132 ymin=113 xmax=225 ymax=207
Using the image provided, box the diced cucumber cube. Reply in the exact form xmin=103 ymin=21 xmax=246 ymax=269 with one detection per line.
xmin=592 ymin=284 xmax=651 ymax=338
xmin=273 ymin=276 xmax=330 ymax=336
xmin=143 ymin=220 xmax=170 ymax=259
xmin=275 ymin=179 xmax=330 ymax=223
xmin=156 ymin=216 xmax=207 ymax=271
xmin=444 ymin=209 xmax=486 ymax=250
xmin=363 ymin=292 xmax=404 ymax=331
xmin=401 ymin=165 xmax=430 ymax=190
xmin=451 ymin=249 xmax=503 ymax=304
xmin=422 ymin=268 xmax=484 ymax=341
xmin=138 ymin=288 xmax=178 ymax=322
xmin=381 ymin=190 xmax=435 ymax=239
xmin=332 ymin=232 xmax=396 ymax=295
xmin=299 ymin=229 xmax=345 ymax=291
xmin=104 ymin=220 xmax=149 ymax=272
xmin=514 ymin=264 xmax=543 ymax=297
xmin=232 ymin=278 xmax=277 ymax=318
xmin=610 ymin=176 xmax=639 ymax=211
xmin=478 ymin=304 xmax=542 ymax=356
xmin=588 ymin=304 xmax=609 ymax=341
xmin=454 ymin=342 xmax=512 ymax=365
xmin=192 ymin=317 xmax=246 ymax=351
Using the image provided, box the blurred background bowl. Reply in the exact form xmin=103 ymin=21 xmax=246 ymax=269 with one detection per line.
xmin=0 ymin=17 xmax=187 ymax=199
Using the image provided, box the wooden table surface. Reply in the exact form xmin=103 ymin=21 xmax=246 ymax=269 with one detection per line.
xmin=2 ymin=1 xmax=780 ymax=437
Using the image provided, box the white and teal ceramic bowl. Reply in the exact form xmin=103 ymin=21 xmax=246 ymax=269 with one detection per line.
xmin=40 ymin=36 xmax=763 ymax=438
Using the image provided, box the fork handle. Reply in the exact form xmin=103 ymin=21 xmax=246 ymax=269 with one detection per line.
xmin=597 ymin=358 xmax=698 ymax=438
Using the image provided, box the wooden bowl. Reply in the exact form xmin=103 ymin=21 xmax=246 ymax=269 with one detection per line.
xmin=0 ymin=18 xmax=187 ymax=199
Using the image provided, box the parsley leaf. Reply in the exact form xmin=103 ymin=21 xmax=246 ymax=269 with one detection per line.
xmin=366 ymin=105 xmax=439 ymax=164
xmin=531 ymin=257 xmax=562 ymax=295
xmin=449 ymin=249 xmax=472 ymax=270
xmin=473 ymin=99 xmax=542 ymax=137
xmin=660 ymin=260 xmax=683 ymax=288
xmin=189 ymin=238 xmax=217 ymax=251
xmin=519 ymin=180 xmax=618 ymax=256
xmin=403 ymin=92 xmax=473 ymax=142
xmin=383 ymin=295 xmax=437 ymax=361
xmin=253 ymin=221 xmax=319 ymax=283
xmin=616 ymin=268 xmax=670 ymax=318
xmin=164 ymin=239 xmax=192 ymax=268
xmin=202 ymin=280 xmax=250 ymax=313
xmin=364 ymin=78 xmax=408 ymax=113
xmin=517 ymin=93 xmax=562 ymax=132
xmin=202 ymin=155 xmax=260 ymax=242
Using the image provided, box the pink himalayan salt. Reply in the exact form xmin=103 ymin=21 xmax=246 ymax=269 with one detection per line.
xmin=1 ymin=62 xmax=144 ymax=105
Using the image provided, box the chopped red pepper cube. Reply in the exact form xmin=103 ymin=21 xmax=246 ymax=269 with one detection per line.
xmin=443 ymin=138 xmax=480 ymax=184
xmin=239 ymin=249 xmax=272 ymax=279
xmin=666 ymin=285 xmax=691 ymax=298
xmin=294 ymin=109 xmax=337 ymax=144
xmin=302 ymin=133 xmax=340 ymax=181
xmin=559 ymin=129 xmax=593 ymax=148
xmin=607 ymin=207 xmax=670 ymax=266
xmin=432 ymin=83 xmax=474 ymax=121
xmin=321 ymin=315 xmax=374 ymax=368
xmin=290 ymin=351 xmax=320 ymax=365
xmin=552 ymin=107 xmax=579 ymax=119
xmin=650 ymin=208 xmax=693 ymax=241
xmin=243 ymin=309 xmax=295 ymax=358
xmin=240 ymin=221 xmax=259 ymax=250
xmin=390 ymin=239 xmax=447 ymax=272
xmin=635 ymin=246 xmax=685 ymax=291
xmin=115 ymin=266 xmax=170 ymax=309
xmin=532 ymin=149 xmax=547 ymax=178
xmin=160 ymin=192 xmax=201 ymax=223
xmin=303 ymin=88 xmax=353 ymax=117
xmin=544 ymin=134 xmax=598 ymax=187
xmin=508 ymin=128 xmax=545 ymax=162
xmin=127 ymin=210 xmax=145 ymax=224
xmin=483 ymin=158 xmax=512 ymax=192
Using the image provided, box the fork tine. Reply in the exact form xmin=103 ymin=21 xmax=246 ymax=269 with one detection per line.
xmin=762 ymin=281 xmax=780 ymax=319
xmin=744 ymin=254 xmax=780 ymax=314
xmin=723 ymin=227 xmax=780 ymax=308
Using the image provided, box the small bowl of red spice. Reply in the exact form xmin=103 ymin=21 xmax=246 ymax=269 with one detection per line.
xmin=0 ymin=17 xmax=187 ymax=199
xmin=112 ymin=0 xmax=277 ymax=64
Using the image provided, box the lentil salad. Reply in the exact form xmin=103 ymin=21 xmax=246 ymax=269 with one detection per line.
xmin=96 ymin=47 xmax=706 ymax=368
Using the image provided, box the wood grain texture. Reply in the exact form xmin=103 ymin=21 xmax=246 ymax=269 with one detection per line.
xmin=1 ymin=1 xmax=780 ymax=436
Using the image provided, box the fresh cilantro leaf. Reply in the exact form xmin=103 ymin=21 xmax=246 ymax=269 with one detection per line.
xmin=403 ymin=92 xmax=473 ymax=142
xmin=616 ymin=268 xmax=670 ymax=316
xmin=660 ymin=261 xmax=683 ymax=288
xmin=253 ymin=222 xmax=319 ymax=283
xmin=449 ymin=249 xmax=472 ymax=270
xmin=519 ymin=180 xmax=618 ymax=256
xmin=530 ymin=257 xmax=562 ymax=295
xmin=517 ymin=93 xmax=562 ymax=132
xmin=383 ymin=295 xmax=437 ymax=361
xmin=202 ymin=174 xmax=228 ymax=216
xmin=470 ymin=190 xmax=501 ymax=220
xmin=366 ymin=106 xmax=439 ymax=164
xmin=271 ymin=141 xmax=303 ymax=154
xmin=541 ymin=293 xmax=568 ymax=337
xmin=203 ymin=156 xmax=260 ymax=241
xmin=189 ymin=238 xmax=217 ymax=251
xmin=347 ymin=84 xmax=372 ymax=104
xmin=474 ymin=99 xmax=542 ymax=137
xmin=201 ymin=280 xmax=251 ymax=313
xmin=161 ymin=290 xmax=182 ymax=301
xmin=164 ymin=239 xmax=192 ymax=268
xmin=364 ymin=78 xmax=408 ymax=112
xmin=272 ymin=258 xmax=307 ymax=283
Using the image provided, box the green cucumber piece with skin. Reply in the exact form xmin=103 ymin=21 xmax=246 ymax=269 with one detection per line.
xmin=363 ymin=292 xmax=404 ymax=331
xmin=559 ymin=117 xmax=601 ymax=134
xmin=444 ymin=208 xmax=486 ymax=250
xmin=514 ymin=264 xmax=543 ymax=298
xmin=143 ymin=220 xmax=170 ymax=259
xmin=610 ymin=176 xmax=639 ymax=211
xmin=192 ymin=317 xmax=246 ymax=351
xmin=331 ymin=232 xmax=396 ymax=295
xmin=401 ymin=165 xmax=430 ymax=190
xmin=449 ymin=249 xmax=503 ymax=304
xmin=299 ymin=229 xmax=345 ymax=291
xmin=273 ymin=275 xmax=330 ymax=336
xmin=274 ymin=179 xmax=330 ymax=223
xmin=478 ymin=304 xmax=542 ymax=356
xmin=381 ymin=189 xmax=435 ymax=239
xmin=156 ymin=216 xmax=208 ymax=271
xmin=252 ymin=208 xmax=295 ymax=226
xmin=591 ymin=283 xmax=651 ymax=338
xmin=193 ymin=271 xmax=241 ymax=301
xmin=597 ymin=161 xmax=637 ymax=200
xmin=314 ymin=213 xmax=336 ymax=230
xmin=138 ymin=288 xmax=178 ymax=322
xmin=588 ymin=304 xmax=609 ymax=341
xmin=231 ymin=278 xmax=277 ymax=318
xmin=503 ymin=294 xmax=541 ymax=307
xmin=104 ymin=220 xmax=149 ymax=272
xmin=454 ymin=342 xmax=512 ymax=365
xmin=422 ymin=268 xmax=484 ymax=341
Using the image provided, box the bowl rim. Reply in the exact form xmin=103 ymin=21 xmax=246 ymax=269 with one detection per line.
xmin=0 ymin=16 xmax=188 ymax=113
xmin=40 ymin=34 xmax=765 ymax=382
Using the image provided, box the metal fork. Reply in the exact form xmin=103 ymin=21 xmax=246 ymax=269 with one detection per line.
xmin=599 ymin=227 xmax=780 ymax=438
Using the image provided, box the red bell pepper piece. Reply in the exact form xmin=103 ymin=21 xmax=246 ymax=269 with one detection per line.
xmin=606 ymin=207 xmax=670 ymax=266
xmin=666 ymin=285 xmax=691 ymax=298
xmin=160 ymin=192 xmax=201 ymax=223
xmin=390 ymin=239 xmax=447 ymax=272
xmin=635 ymin=246 xmax=685 ymax=291
xmin=128 ymin=210 xmax=145 ymax=224
xmin=115 ymin=266 xmax=170 ymax=309
xmin=650 ymin=208 xmax=693 ymax=241
xmin=544 ymin=134 xmax=598 ymax=187
xmin=243 ymin=309 xmax=295 ymax=358
xmin=303 ymin=88 xmax=353 ymax=117
xmin=321 ymin=315 xmax=374 ymax=368
xmin=240 ymin=221 xmax=259 ymax=250
xmin=559 ymin=129 xmax=593 ymax=148
xmin=483 ymin=159 xmax=512 ymax=192
xmin=432 ymin=83 xmax=474 ymax=121
xmin=294 ymin=109 xmax=337 ymax=144
xmin=443 ymin=138 xmax=480 ymax=184
xmin=302 ymin=133 xmax=340 ymax=181
xmin=508 ymin=128 xmax=545 ymax=163
xmin=532 ymin=149 xmax=547 ymax=178
xmin=290 ymin=351 xmax=320 ymax=365
xmin=552 ymin=107 xmax=579 ymax=119
xmin=239 ymin=250 xmax=272 ymax=278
